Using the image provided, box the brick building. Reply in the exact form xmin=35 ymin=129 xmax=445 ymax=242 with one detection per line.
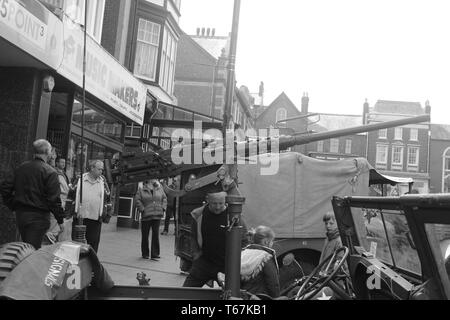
xmin=306 ymin=113 xmax=366 ymax=160
xmin=254 ymin=92 xmax=309 ymax=153
xmin=174 ymin=29 xmax=254 ymax=132
xmin=430 ymin=124 xmax=450 ymax=193
xmin=365 ymin=100 xmax=431 ymax=194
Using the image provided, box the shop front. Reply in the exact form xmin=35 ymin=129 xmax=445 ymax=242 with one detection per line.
xmin=0 ymin=0 xmax=148 ymax=243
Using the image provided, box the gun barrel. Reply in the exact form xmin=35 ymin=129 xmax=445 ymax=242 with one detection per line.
xmin=276 ymin=114 xmax=430 ymax=150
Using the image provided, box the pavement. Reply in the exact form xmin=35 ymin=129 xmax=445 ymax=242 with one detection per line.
xmin=96 ymin=216 xmax=188 ymax=287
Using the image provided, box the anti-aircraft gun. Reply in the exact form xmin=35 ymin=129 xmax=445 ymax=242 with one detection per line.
xmin=104 ymin=113 xmax=430 ymax=298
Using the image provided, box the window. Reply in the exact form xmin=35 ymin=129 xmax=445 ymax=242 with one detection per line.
xmin=317 ymin=141 xmax=324 ymax=153
xmin=376 ymin=144 xmax=388 ymax=164
xmin=345 ymin=139 xmax=352 ymax=154
xmin=410 ymin=128 xmax=418 ymax=141
xmin=392 ymin=145 xmax=404 ymax=166
xmin=394 ymin=128 xmax=403 ymax=140
xmin=330 ymin=139 xmax=339 ymax=153
xmin=276 ymin=108 xmax=287 ymax=125
xmin=159 ymin=27 xmax=178 ymax=96
xmin=407 ymin=147 xmax=419 ymax=167
xmin=71 ymin=98 xmax=123 ymax=143
xmin=443 ymin=149 xmax=450 ymax=192
xmin=125 ymin=124 xmax=142 ymax=138
xmin=64 ymin=0 xmax=105 ymax=43
xmin=134 ymin=19 xmax=161 ymax=81
xmin=379 ymin=129 xmax=387 ymax=139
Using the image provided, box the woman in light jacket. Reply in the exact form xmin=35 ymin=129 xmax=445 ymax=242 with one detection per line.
xmin=135 ymin=179 xmax=167 ymax=260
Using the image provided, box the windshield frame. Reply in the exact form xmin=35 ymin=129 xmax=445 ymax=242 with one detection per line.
xmin=333 ymin=195 xmax=450 ymax=299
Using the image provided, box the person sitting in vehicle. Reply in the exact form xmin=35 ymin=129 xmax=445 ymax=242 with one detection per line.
xmin=240 ymin=226 xmax=281 ymax=298
xmin=319 ymin=212 xmax=344 ymax=269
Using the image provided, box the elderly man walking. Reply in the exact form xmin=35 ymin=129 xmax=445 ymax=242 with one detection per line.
xmin=0 ymin=139 xmax=65 ymax=249
xmin=74 ymin=160 xmax=109 ymax=253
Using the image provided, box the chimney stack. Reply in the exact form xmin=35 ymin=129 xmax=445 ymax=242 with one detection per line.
xmin=207 ymin=28 xmax=211 ymax=37
xmin=363 ymin=99 xmax=370 ymax=124
xmin=201 ymin=27 xmax=205 ymax=37
xmin=425 ymin=100 xmax=431 ymax=115
xmin=212 ymin=28 xmax=216 ymax=37
xmin=196 ymin=28 xmax=200 ymax=36
xmin=301 ymin=92 xmax=309 ymax=115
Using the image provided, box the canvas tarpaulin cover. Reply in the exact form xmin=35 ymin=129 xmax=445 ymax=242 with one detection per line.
xmin=238 ymin=153 xmax=371 ymax=238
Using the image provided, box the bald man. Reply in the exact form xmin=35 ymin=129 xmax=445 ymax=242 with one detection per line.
xmin=183 ymin=191 xmax=248 ymax=288
xmin=0 ymin=139 xmax=65 ymax=249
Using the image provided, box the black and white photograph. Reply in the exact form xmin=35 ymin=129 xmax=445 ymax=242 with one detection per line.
xmin=0 ymin=0 xmax=450 ymax=307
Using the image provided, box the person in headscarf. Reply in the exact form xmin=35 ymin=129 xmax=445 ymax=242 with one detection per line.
xmin=240 ymin=226 xmax=280 ymax=298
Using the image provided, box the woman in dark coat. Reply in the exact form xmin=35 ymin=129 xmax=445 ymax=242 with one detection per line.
xmin=135 ymin=179 xmax=167 ymax=260
xmin=240 ymin=226 xmax=280 ymax=298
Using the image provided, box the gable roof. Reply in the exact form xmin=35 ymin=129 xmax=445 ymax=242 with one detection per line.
xmin=431 ymin=124 xmax=450 ymax=140
xmin=309 ymin=113 xmax=363 ymax=132
xmin=373 ymin=100 xmax=425 ymax=115
xmin=191 ymin=35 xmax=230 ymax=59
xmin=256 ymin=92 xmax=301 ymax=120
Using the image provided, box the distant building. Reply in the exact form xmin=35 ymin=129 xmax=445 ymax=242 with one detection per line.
xmin=366 ymin=100 xmax=431 ymax=194
xmin=306 ymin=113 xmax=366 ymax=160
xmin=254 ymin=92 xmax=308 ymax=153
xmin=430 ymin=124 xmax=450 ymax=193
xmin=174 ymin=28 xmax=254 ymax=133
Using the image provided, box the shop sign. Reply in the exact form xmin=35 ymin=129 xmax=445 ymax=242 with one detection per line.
xmin=0 ymin=0 xmax=63 ymax=69
xmin=58 ymin=16 xmax=146 ymax=125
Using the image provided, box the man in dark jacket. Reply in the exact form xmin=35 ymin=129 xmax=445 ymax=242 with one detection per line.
xmin=0 ymin=139 xmax=65 ymax=249
xmin=183 ymin=191 xmax=248 ymax=288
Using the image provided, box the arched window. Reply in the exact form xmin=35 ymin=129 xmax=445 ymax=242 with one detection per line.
xmin=276 ymin=108 xmax=287 ymax=125
xmin=443 ymin=148 xmax=450 ymax=193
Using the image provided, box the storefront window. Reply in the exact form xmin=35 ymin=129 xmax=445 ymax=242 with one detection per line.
xmin=72 ymin=98 xmax=123 ymax=143
xmin=66 ymin=134 xmax=118 ymax=182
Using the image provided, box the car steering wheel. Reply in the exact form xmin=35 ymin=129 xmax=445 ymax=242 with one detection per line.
xmin=294 ymin=246 xmax=349 ymax=300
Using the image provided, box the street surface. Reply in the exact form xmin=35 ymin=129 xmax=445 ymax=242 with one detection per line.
xmin=97 ymin=217 xmax=187 ymax=287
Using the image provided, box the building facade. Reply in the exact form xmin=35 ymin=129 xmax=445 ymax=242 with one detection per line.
xmin=366 ymin=100 xmax=431 ymax=194
xmin=174 ymin=29 xmax=254 ymax=133
xmin=254 ymin=92 xmax=309 ymax=153
xmin=430 ymin=124 xmax=450 ymax=193
xmin=102 ymin=0 xmax=182 ymax=107
xmin=0 ymin=0 xmax=151 ymax=244
xmin=306 ymin=114 xmax=366 ymax=160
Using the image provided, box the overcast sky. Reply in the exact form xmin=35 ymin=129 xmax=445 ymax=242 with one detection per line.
xmin=179 ymin=0 xmax=450 ymax=124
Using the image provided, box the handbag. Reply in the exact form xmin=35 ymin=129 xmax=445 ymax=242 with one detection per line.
xmin=102 ymin=202 xmax=113 ymax=224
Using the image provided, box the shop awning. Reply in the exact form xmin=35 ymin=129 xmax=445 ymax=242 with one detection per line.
xmin=369 ymin=169 xmax=414 ymax=186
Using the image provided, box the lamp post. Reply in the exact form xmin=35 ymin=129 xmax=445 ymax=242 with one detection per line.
xmin=73 ymin=1 xmax=88 ymax=244
xmin=223 ymin=0 xmax=241 ymax=137
xmin=222 ymin=0 xmax=243 ymax=299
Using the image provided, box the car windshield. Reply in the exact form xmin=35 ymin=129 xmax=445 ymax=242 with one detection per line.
xmin=425 ymin=223 xmax=450 ymax=282
xmin=355 ymin=207 xmax=421 ymax=276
